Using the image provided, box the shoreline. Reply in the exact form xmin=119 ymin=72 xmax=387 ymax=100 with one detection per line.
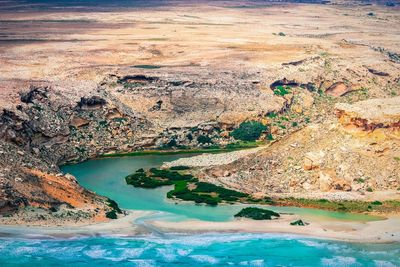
xmin=1 ymin=209 xmax=399 ymax=244
xmin=147 ymin=215 xmax=400 ymax=244
xmin=97 ymin=145 xmax=261 ymax=159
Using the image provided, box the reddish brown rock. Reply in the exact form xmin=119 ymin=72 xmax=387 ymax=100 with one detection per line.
xmin=70 ymin=116 xmax=90 ymax=128
xmin=325 ymin=82 xmax=351 ymax=97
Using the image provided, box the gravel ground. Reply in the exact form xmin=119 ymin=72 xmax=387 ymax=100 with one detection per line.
xmin=162 ymin=147 xmax=265 ymax=168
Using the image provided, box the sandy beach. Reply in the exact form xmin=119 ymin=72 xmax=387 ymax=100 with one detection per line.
xmin=148 ymin=214 xmax=400 ymax=243
xmin=0 ymin=209 xmax=399 ymax=243
xmin=0 ymin=210 xmax=150 ymax=238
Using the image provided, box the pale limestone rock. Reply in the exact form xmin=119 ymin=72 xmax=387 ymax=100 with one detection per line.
xmin=303 ymin=151 xmax=325 ymax=171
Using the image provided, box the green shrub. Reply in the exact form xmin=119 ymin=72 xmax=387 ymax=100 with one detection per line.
xmin=106 ymin=210 xmax=117 ymax=219
xmin=169 ymin=166 xmax=191 ymax=170
xmin=197 ymin=135 xmax=212 ymax=144
xmin=290 ymin=219 xmax=306 ymax=226
xmin=107 ymin=198 xmax=122 ymax=214
xmin=125 ymin=171 xmax=173 ymax=188
xmin=231 ymin=121 xmax=267 ymax=141
xmin=371 ymin=201 xmax=382 ymax=205
xmin=234 ymin=207 xmax=280 ymax=220
xmin=366 ymin=187 xmax=373 ymax=192
xmin=150 ymin=168 xmax=194 ymax=181
xmin=274 ymin=85 xmax=290 ymax=96
xmin=166 ymin=139 xmax=177 ymax=148
xmin=193 ymin=182 xmax=248 ymax=199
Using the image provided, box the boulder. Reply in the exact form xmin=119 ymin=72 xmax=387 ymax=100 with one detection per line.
xmin=70 ymin=116 xmax=90 ymax=128
xmin=325 ymin=82 xmax=351 ymax=97
xmin=303 ymin=151 xmax=325 ymax=171
xmin=319 ymin=169 xmax=352 ymax=192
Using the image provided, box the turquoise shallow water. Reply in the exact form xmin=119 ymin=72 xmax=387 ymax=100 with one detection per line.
xmin=1 ymin=233 xmax=400 ymax=267
xmin=1 ymin=154 xmax=398 ymax=266
xmin=61 ymin=154 xmax=381 ymax=222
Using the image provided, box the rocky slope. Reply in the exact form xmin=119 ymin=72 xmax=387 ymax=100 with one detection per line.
xmin=0 ymin=68 xmax=287 ymax=223
xmin=198 ymin=97 xmax=400 ymax=201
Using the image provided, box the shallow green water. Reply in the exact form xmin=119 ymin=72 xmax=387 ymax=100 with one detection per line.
xmin=61 ymin=154 xmax=381 ymax=222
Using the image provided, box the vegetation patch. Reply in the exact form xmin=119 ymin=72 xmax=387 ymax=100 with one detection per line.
xmin=169 ymin=166 xmax=191 ymax=170
xmin=125 ymin=170 xmax=174 ymax=188
xmin=276 ymin=197 xmax=400 ymax=214
xmin=197 ymin=135 xmax=213 ymax=144
xmin=231 ymin=121 xmax=267 ymax=141
xmin=107 ymin=198 xmax=122 ymax=214
xmin=106 ymin=210 xmax=118 ymax=219
xmin=290 ymin=219 xmax=307 ymax=226
xmin=125 ymin=168 xmax=249 ymax=206
xmin=273 ymin=85 xmax=291 ymax=96
xmin=234 ymin=207 xmax=280 ymax=220
xmin=132 ymin=65 xmax=162 ymax=69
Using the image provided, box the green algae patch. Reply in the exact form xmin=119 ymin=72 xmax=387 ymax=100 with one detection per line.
xmin=125 ymin=168 xmax=248 ymax=206
xmin=132 ymin=65 xmax=162 ymax=69
xmin=234 ymin=207 xmax=280 ymax=220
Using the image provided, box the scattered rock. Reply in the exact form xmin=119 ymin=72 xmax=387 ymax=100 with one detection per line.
xmin=303 ymin=151 xmax=325 ymax=171
xmin=270 ymin=78 xmax=300 ymax=89
xmin=325 ymin=82 xmax=352 ymax=97
xmin=290 ymin=219 xmax=308 ymax=226
xmin=20 ymin=86 xmax=48 ymax=104
xmin=367 ymin=68 xmax=389 ymax=77
xmin=77 ymin=96 xmax=106 ymax=109
xmin=70 ymin=116 xmax=90 ymax=128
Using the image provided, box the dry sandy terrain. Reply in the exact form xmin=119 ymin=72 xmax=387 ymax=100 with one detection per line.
xmin=1 ymin=2 xmax=399 ymax=108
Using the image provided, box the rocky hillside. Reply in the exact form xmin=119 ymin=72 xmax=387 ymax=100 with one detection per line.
xmin=199 ymin=97 xmax=400 ymax=201
xmin=0 ymin=68 xmax=288 ymax=223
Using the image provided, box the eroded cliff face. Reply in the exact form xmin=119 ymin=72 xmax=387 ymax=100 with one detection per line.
xmin=0 ymin=69 xmax=288 ymax=222
xmin=199 ymin=97 xmax=400 ymax=201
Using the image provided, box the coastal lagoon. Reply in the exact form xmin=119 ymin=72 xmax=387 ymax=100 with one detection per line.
xmin=0 ymin=154 xmax=399 ymax=266
xmin=62 ymin=154 xmax=382 ymax=222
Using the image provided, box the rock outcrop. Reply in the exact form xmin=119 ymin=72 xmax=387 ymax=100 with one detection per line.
xmin=198 ymin=97 xmax=400 ymax=201
xmin=335 ymin=96 xmax=400 ymax=138
xmin=0 ymin=69 xmax=287 ymax=223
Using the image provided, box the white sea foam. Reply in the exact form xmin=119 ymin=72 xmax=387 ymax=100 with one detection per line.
xmin=374 ymin=260 xmax=397 ymax=267
xmin=299 ymin=239 xmax=326 ymax=248
xmin=144 ymin=233 xmax=274 ymax=247
xmin=156 ymin=248 xmax=177 ymax=262
xmin=83 ymin=245 xmax=108 ymax=259
xmin=120 ymin=247 xmax=146 ymax=258
xmin=239 ymin=259 xmax=265 ymax=266
xmin=321 ymin=256 xmax=359 ymax=266
xmin=177 ymin=248 xmax=192 ymax=256
xmin=189 ymin=254 xmax=219 ymax=264
xmin=129 ymin=259 xmax=156 ymax=267
xmin=114 ymin=240 xmax=129 ymax=246
xmin=13 ymin=246 xmax=39 ymax=255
